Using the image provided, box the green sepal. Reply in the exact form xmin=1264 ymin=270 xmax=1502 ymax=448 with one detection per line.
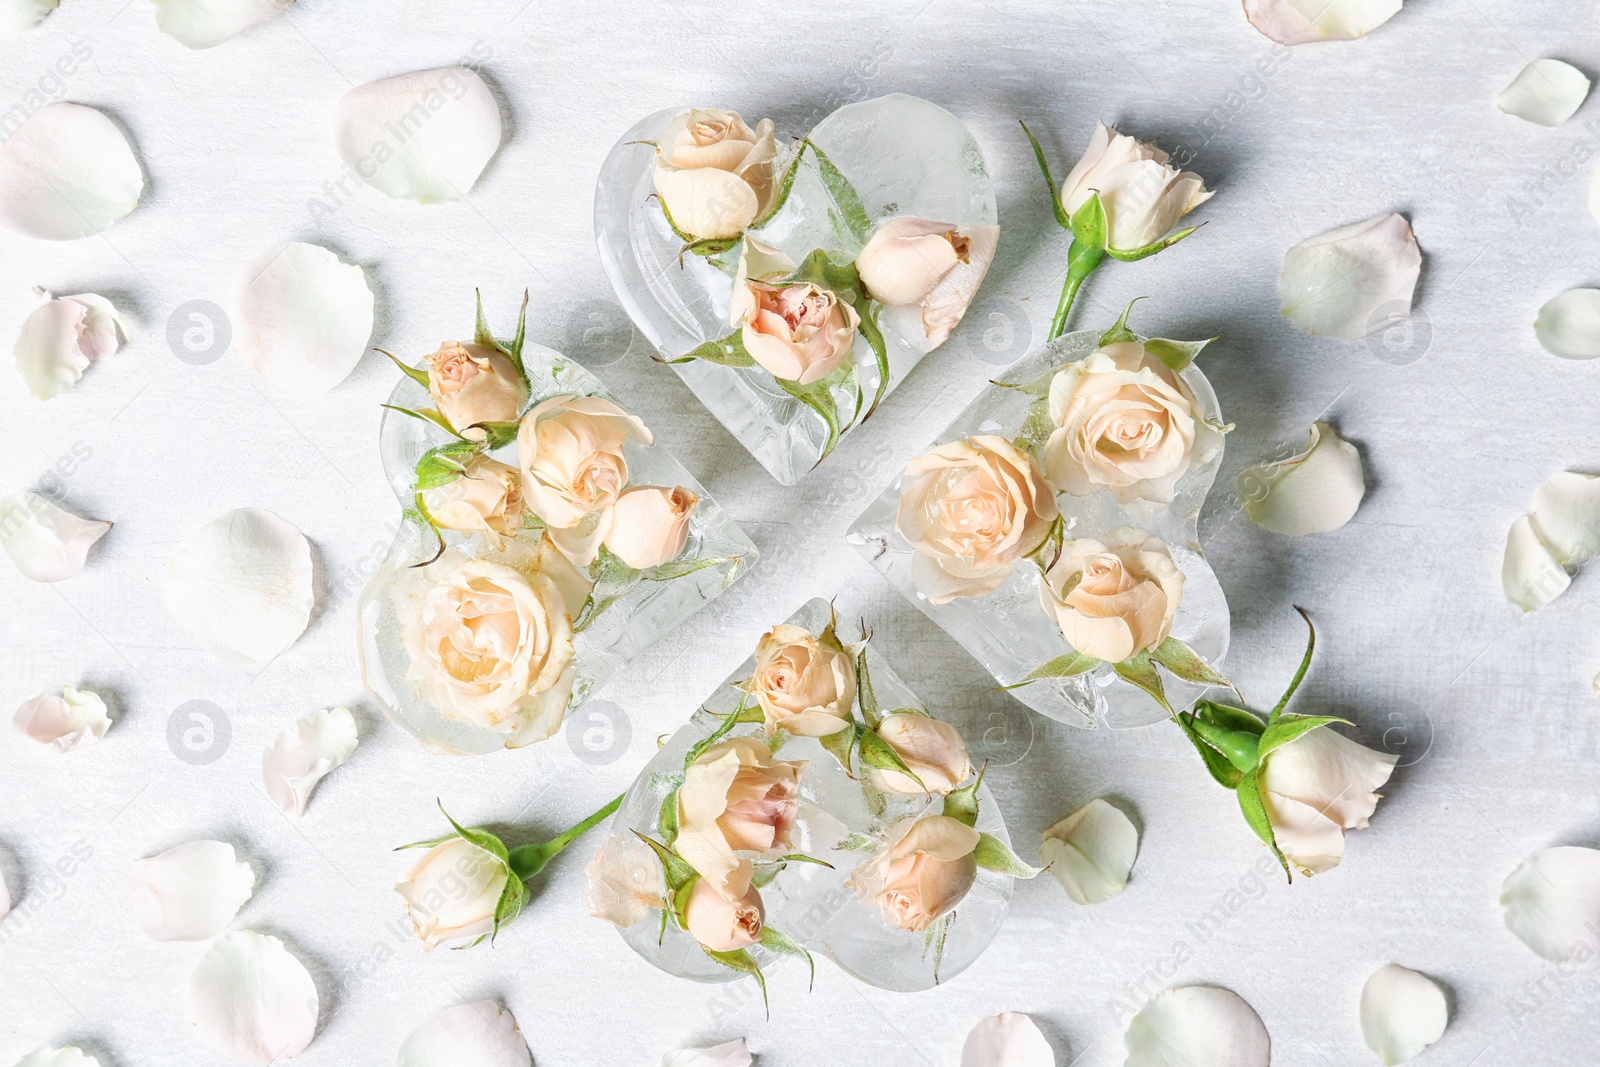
xmin=702 ymin=947 xmax=768 ymax=1013
xmin=857 ymin=723 xmax=922 ymax=790
xmin=752 ymin=140 xmax=809 ymax=228
xmin=857 ymin=300 xmax=891 ymax=420
xmin=1236 ymin=770 xmax=1291 ymax=880
xmin=1105 ymin=223 xmax=1203 ymax=263
xmin=942 ymin=764 xmax=985 ymax=827
xmin=855 ymin=640 xmax=881 ymax=729
xmin=649 ymin=193 xmax=695 ymax=243
xmin=657 ymin=786 xmax=681 ymax=846
xmin=461 ymin=420 xmax=519 ymax=450
xmin=413 ymin=440 xmax=481 ymax=491
xmin=1023 ymin=514 xmax=1064 ymax=571
xmin=972 ymin=832 xmax=1043 ymax=878
xmin=635 ymin=832 xmax=699 ymax=902
xmin=818 ymin=722 xmax=858 ymax=776
xmin=1149 ymin=637 xmax=1232 ymax=688
xmin=1270 ymin=607 xmax=1317 ymax=721
xmin=786 ymin=248 xmax=863 ymax=297
xmin=1174 ymin=713 xmax=1243 ymax=790
xmin=1069 ymin=191 xmax=1107 ymax=251
xmin=383 ymin=404 xmax=461 ymax=438
xmin=667 ymin=331 xmax=757 ymax=368
xmin=1002 ymin=649 xmax=1100 ymax=690
xmin=378 ymin=347 xmax=431 ymax=389
xmin=803 ymin=138 xmax=872 ymax=247
xmin=1257 ymin=714 xmax=1353 ymax=763
xmin=777 ymin=374 xmax=842 ymax=466
xmin=509 ymin=290 xmax=528 ymax=366
xmin=750 ymin=853 xmax=834 ymax=889
xmin=1187 ymin=717 xmax=1262 ymax=774
xmin=683 ymin=237 xmax=740 ymax=259
xmin=432 ymin=805 xmax=522 ymax=943
xmin=1111 ymin=653 xmax=1172 ymax=713
xmin=1143 ymin=336 xmax=1216 ymax=373
xmin=684 ymin=695 xmax=756 ymax=769
xmin=1018 ymin=119 xmax=1073 ymax=231
xmin=1194 ymin=700 xmax=1267 ymax=736
xmin=472 ymin=288 xmax=523 ymax=379
xmin=1098 ymin=298 xmax=1143 ymax=346
xmin=759 ymin=925 xmax=816 ymax=990
xmin=837 ymin=833 xmax=878 ymax=853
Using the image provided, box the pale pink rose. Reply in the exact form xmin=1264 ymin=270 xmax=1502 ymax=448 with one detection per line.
xmin=427 ymin=341 xmax=527 ymax=433
xmin=1261 ymin=726 xmax=1397 ymax=877
xmin=652 ymin=108 xmax=777 ymax=240
xmin=746 ymin=623 xmax=856 ymax=737
xmin=1059 ymin=121 xmax=1212 ymax=253
xmin=394 ymin=836 xmax=510 ymax=951
xmin=13 ymin=290 xmax=129 ymax=399
xmin=516 ymin=394 xmax=652 ymax=536
xmin=584 ymin=833 xmax=665 ymax=929
xmin=602 ymin=484 xmax=697 ymax=569
xmin=896 ymin=435 xmax=1058 ymax=604
xmin=1039 ymin=531 xmax=1185 ymax=663
xmin=731 ymin=281 xmax=859 ymax=385
xmin=857 ymin=217 xmax=1002 ymax=350
xmin=859 ymin=815 xmax=980 ymax=932
xmin=683 ymin=877 xmax=765 ymax=952
xmin=871 ymin=714 xmax=973 ymax=796
xmin=675 ymin=736 xmax=804 ymax=899
xmin=418 ymin=455 xmax=523 ymax=547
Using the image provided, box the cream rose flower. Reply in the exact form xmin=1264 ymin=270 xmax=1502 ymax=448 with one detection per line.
xmin=394 ymin=836 xmax=510 ymax=951
xmin=1260 ymin=726 xmax=1397 ymax=877
xmin=517 ymin=394 xmax=652 ymax=565
xmin=682 ymin=877 xmax=765 ymax=952
xmin=652 ymin=108 xmax=777 ymax=240
xmin=400 ymin=550 xmax=577 ymax=745
xmin=897 ymin=435 xmax=1058 ymax=605
xmin=602 ymin=484 xmax=697 ymax=569
xmin=856 ymin=216 xmax=1001 ymax=350
xmin=730 ymin=281 xmax=859 ymax=385
xmin=871 ymin=714 xmax=973 ymax=795
xmin=675 ymin=736 xmax=804 ymax=899
xmin=1041 ymin=341 xmax=1216 ymax=506
xmin=745 ymin=623 xmax=856 ymax=736
xmin=1039 ymin=531 xmax=1184 ymax=663
xmin=419 ymin=455 xmax=523 ymax=547
xmin=857 ymin=815 xmax=980 ymax=932
xmin=1060 ymin=122 xmax=1212 ymax=254
xmin=427 ymin=341 xmax=527 ymax=433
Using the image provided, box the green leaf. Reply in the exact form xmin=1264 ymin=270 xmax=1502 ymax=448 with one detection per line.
xmin=644 ymin=555 xmax=738 ymax=582
xmin=758 ymin=925 xmax=816 ymax=990
xmin=634 ymin=833 xmax=699 ymax=894
xmin=1257 ymin=714 xmax=1353 ymax=763
xmin=492 ymin=873 xmax=528 ymax=941
xmin=855 ymin=644 xmax=880 ymax=729
xmin=684 ymin=695 xmax=755 ymax=769
xmin=1013 ymin=396 xmax=1056 ymax=455
xmin=1143 ymin=336 xmax=1216 ymax=372
xmin=702 ymin=947 xmax=768 ymax=1012
xmin=837 ymin=833 xmax=877 ymax=853
xmin=1112 ymin=653 xmax=1172 ymax=713
xmin=1187 ymin=717 xmax=1261 ymax=774
xmin=413 ymin=441 xmax=480 ymax=491
xmin=1105 ymin=223 xmax=1203 ymax=263
xmin=803 ymin=138 xmax=873 ymax=247
xmin=1194 ymin=700 xmax=1267 ymax=736
xmin=942 ymin=764 xmax=984 ymax=826
xmin=1018 ymin=120 xmax=1073 ymax=231
xmin=382 ymin=404 xmax=461 ymax=438
xmin=857 ymin=724 xmax=922 ymax=789
xmin=1004 ymin=650 xmax=1101 ymax=690
xmin=1174 ymin=713 xmax=1242 ymax=790
xmin=1236 ymin=770 xmax=1291 ymax=880
xmin=776 ymin=375 xmax=842 ymax=466
xmin=1149 ymin=637 xmax=1232 ymax=688
xmin=658 ymin=787 xmax=681 ymax=846
xmin=1069 ymin=191 xmax=1107 ymax=251
xmin=377 ymin=347 xmax=431 ymax=389
xmin=752 ymin=140 xmax=808 ymax=227
xmin=1270 ymin=607 xmax=1317 ymax=722
xmin=819 ymin=722 xmax=858 ymax=775
xmin=972 ymin=832 xmax=1042 ymax=878
xmin=787 ymin=248 xmax=864 ymax=297
xmin=857 ymin=300 xmax=891 ymax=420
xmin=670 ymin=331 xmax=757 ymax=368
xmin=751 ymin=853 xmax=834 ymax=888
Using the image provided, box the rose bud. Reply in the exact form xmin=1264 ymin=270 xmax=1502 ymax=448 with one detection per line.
xmin=602 ymin=484 xmax=698 ymax=569
xmin=1059 ymin=122 xmax=1211 ymax=254
xmin=427 ymin=341 xmax=527 ymax=433
xmin=868 ymin=815 xmax=980 ymax=932
xmin=747 ymin=623 xmax=856 ymax=737
xmin=394 ymin=835 xmax=511 ymax=951
xmin=418 ymin=455 xmax=524 ymax=547
xmin=652 ymin=108 xmax=777 ymax=240
xmin=871 ymin=714 xmax=973 ymax=795
xmin=683 ymin=877 xmax=765 ymax=952
xmin=1040 ymin=532 xmax=1185 ymax=664
xmin=856 ymin=216 xmax=969 ymax=306
xmin=730 ymin=281 xmax=859 ymax=385
xmin=675 ymin=736 xmax=804 ymax=898
xmin=1260 ymin=725 xmax=1397 ymax=877
xmin=13 ymin=290 xmax=129 ymax=399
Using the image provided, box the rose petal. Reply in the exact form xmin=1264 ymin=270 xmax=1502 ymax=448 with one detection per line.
xmin=1529 ymin=471 xmax=1600 ymax=566
xmin=14 ymin=685 xmax=111 ymax=751
xmin=1534 ymin=289 xmax=1600 ymax=359
xmin=131 ymin=839 xmax=255 ymax=941
xmin=1243 ymin=0 xmax=1401 ymax=45
xmin=1502 ymin=514 xmax=1570 ymax=612
xmin=1 ymin=0 xmax=58 ymax=38
xmin=1497 ymin=59 xmax=1591 ymax=127
xmin=1501 ymin=845 xmax=1600 ymax=961
xmin=1279 ymin=213 xmax=1421 ymax=340
xmin=1360 ymin=964 xmax=1448 ymax=1065
xmin=397 ymin=1000 xmax=531 ymax=1067
xmin=13 ymin=291 xmax=130 ymax=398
xmin=1124 ymin=986 xmax=1270 ymax=1067
xmin=233 ymin=241 xmax=374 ymax=397
xmin=1238 ymin=421 xmax=1365 ymax=536
xmin=1040 ymin=798 xmax=1139 ymax=905
xmin=162 ymin=508 xmax=314 ymax=665
xmin=960 ymin=1013 xmax=1055 ymax=1066
xmin=184 ymin=930 xmax=318 ymax=1064
xmin=13 ymin=1049 xmax=101 ymax=1067
xmin=662 ymin=1038 xmax=752 ymax=1067
xmin=336 ymin=67 xmax=502 ymax=203
xmin=262 ymin=706 xmax=358 ymax=816
xmin=151 ymin=0 xmax=291 ymax=49
xmin=0 ymin=492 xmax=111 ymax=582
xmin=0 ymin=102 xmax=143 ymax=240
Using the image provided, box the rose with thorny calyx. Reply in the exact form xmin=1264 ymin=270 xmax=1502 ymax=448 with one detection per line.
xmin=745 ymin=623 xmax=856 ymax=737
xmin=871 ymin=714 xmax=973 ymax=796
xmin=730 ymin=279 xmax=859 ymax=386
xmin=1060 ymin=122 xmax=1212 ymax=255
xmin=427 ymin=341 xmax=527 ymax=434
xmin=1039 ymin=531 xmax=1185 ymax=664
xmin=652 ymin=108 xmax=777 ymax=240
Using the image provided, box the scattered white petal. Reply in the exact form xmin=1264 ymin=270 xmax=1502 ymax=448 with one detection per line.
xmin=14 ymin=685 xmax=111 ymax=751
xmin=1503 ymin=515 xmax=1570 ymax=612
xmin=13 ymin=290 xmax=130 ymax=398
xmin=1124 ymin=987 xmax=1270 ymax=1067
xmin=13 ymin=1050 xmax=101 ymax=1067
xmin=163 ymin=508 xmax=314 ymax=665
xmin=184 ymin=930 xmax=318 ymax=1064
xmin=662 ymin=1039 xmax=751 ymax=1067
xmin=262 ymin=706 xmax=358 ymax=816
xmin=1501 ymin=845 xmax=1600 ymax=961
xmin=961 ymin=1013 xmax=1055 ymax=1066
xmin=132 ymin=839 xmax=255 ymax=941
xmin=1243 ymin=0 xmax=1401 ymax=45
xmin=1 ymin=0 xmax=58 ymax=38
xmin=233 ymin=241 xmax=374 ymax=397
xmin=335 ymin=67 xmax=502 ymax=204
xmin=0 ymin=102 xmax=143 ymax=240
xmin=1360 ymin=964 xmax=1448 ymax=1065
xmin=1530 ymin=471 xmax=1600 ymax=567
xmin=1497 ymin=59 xmax=1591 ymax=127
xmin=1040 ymin=799 xmax=1138 ymax=906
xmin=1279 ymin=213 xmax=1421 ymax=340
xmin=0 ymin=492 xmax=110 ymax=582
xmin=397 ymin=1000 xmax=531 ymax=1067
xmin=1534 ymin=289 xmax=1600 ymax=359
xmin=1238 ymin=422 xmax=1365 ymax=536
xmin=151 ymin=0 xmax=291 ymax=49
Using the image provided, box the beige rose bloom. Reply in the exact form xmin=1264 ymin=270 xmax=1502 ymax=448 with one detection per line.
xmin=871 ymin=714 xmax=973 ymax=796
xmin=675 ymin=736 xmax=804 ymax=899
xmin=745 ymin=623 xmax=856 ymax=736
xmin=652 ymin=108 xmax=777 ymax=240
xmin=730 ymin=280 xmax=859 ymax=386
xmin=602 ymin=484 xmax=697 ymax=569
xmin=1059 ymin=121 xmax=1212 ymax=253
xmin=1039 ymin=532 xmax=1184 ymax=663
xmin=517 ymin=394 xmax=652 ymax=565
xmin=427 ymin=341 xmax=527 ymax=433
xmin=1041 ymin=341 xmax=1216 ymax=506
xmin=683 ymin=877 xmax=765 ymax=952
xmin=897 ymin=435 xmax=1058 ymax=605
xmin=857 ymin=815 xmax=980 ymax=932
xmin=394 ymin=836 xmax=509 ymax=951
xmin=418 ymin=455 xmax=523 ymax=547
xmin=857 ymin=216 xmax=1001 ymax=350
xmin=1260 ymin=727 xmax=1397 ymax=877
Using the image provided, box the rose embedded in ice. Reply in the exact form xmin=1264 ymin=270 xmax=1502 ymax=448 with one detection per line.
xmin=652 ymin=108 xmax=777 ymax=240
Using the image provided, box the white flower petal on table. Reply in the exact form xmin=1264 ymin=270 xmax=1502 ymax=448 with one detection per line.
xmin=233 ymin=241 xmax=374 ymax=397
xmin=13 ymin=1049 xmax=101 ymax=1067
xmin=1243 ymin=0 xmax=1401 ymax=45
xmin=335 ymin=67 xmax=502 ymax=204
xmin=132 ymin=839 xmax=254 ymax=941
xmin=960 ymin=1013 xmax=1055 ymax=1066
xmin=1 ymin=0 xmax=58 ymax=37
xmin=0 ymin=492 xmax=110 ymax=582
xmin=1238 ymin=422 xmax=1365 ymax=536
xmin=662 ymin=1039 xmax=751 ymax=1067
xmin=1497 ymin=59 xmax=1591 ymax=127
xmin=0 ymin=102 xmax=143 ymax=240
xmin=397 ymin=1000 xmax=531 ymax=1067
xmin=1279 ymin=213 xmax=1420 ymax=340
xmin=185 ymin=930 xmax=318 ymax=1064
xmin=162 ymin=508 xmax=314 ymax=665
xmin=1502 ymin=515 xmax=1570 ymax=612
xmin=1040 ymin=798 xmax=1138 ymax=905
xmin=1534 ymin=289 xmax=1600 ymax=359
xmin=262 ymin=706 xmax=357 ymax=816
xmin=1530 ymin=471 xmax=1600 ymax=567
xmin=1360 ymin=964 xmax=1448 ymax=1065
xmin=1501 ymin=845 xmax=1600 ymax=961
xmin=15 ymin=685 xmax=111 ymax=751
xmin=151 ymin=0 xmax=292 ymax=49
xmin=14 ymin=290 xmax=130 ymax=399
xmin=1124 ymin=986 xmax=1270 ymax=1067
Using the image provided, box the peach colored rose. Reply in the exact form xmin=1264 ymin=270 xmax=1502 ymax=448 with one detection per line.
xmin=394 ymin=836 xmax=510 ymax=951
xmin=683 ymin=877 xmax=765 ymax=952
xmin=730 ymin=281 xmax=859 ymax=386
xmin=871 ymin=714 xmax=973 ymax=796
xmin=745 ymin=623 xmax=856 ymax=737
xmin=675 ymin=736 xmax=804 ymax=899
xmin=859 ymin=815 xmax=979 ymax=932
xmin=1039 ymin=531 xmax=1184 ymax=663
xmin=652 ymin=108 xmax=777 ymax=240
xmin=602 ymin=484 xmax=697 ymax=569
xmin=857 ymin=216 xmax=1001 ymax=350
xmin=1059 ymin=121 xmax=1212 ymax=254
xmin=517 ymin=394 xmax=652 ymax=565
xmin=427 ymin=341 xmax=527 ymax=433
xmin=418 ymin=455 xmax=523 ymax=547
xmin=897 ymin=435 xmax=1058 ymax=605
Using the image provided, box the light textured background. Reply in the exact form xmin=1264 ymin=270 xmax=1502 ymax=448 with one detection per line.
xmin=3 ymin=1 xmax=1599 ymax=1064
